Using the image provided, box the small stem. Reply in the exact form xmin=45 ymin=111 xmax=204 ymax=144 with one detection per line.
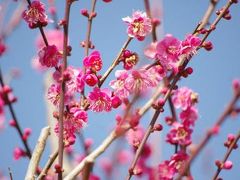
xmin=58 ymin=0 xmax=73 ymax=179
xmin=198 ymin=0 xmax=219 ymax=31
xmin=98 ymin=37 xmax=133 ymax=87
xmin=0 ymin=67 xmax=32 ymax=158
xmin=38 ymin=150 xmax=59 ymax=180
xmin=8 ymin=167 xmax=13 ymax=180
xmin=212 ymin=130 xmax=240 ymax=180
xmin=85 ymin=0 xmax=97 ymax=56
xmin=144 ymin=0 xmax=157 ymax=42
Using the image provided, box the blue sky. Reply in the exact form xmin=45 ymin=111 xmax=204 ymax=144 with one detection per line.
xmin=0 ymin=0 xmax=240 ymax=179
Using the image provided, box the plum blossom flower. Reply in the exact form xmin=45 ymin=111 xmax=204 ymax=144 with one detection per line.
xmin=38 ymin=45 xmax=62 ymax=67
xmin=126 ymin=126 xmax=144 ymax=147
xmin=144 ymin=42 xmax=157 ymax=59
xmin=181 ymin=34 xmax=201 ymax=55
xmin=166 ymin=122 xmax=192 ymax=146
xmin=122 ymin=11 xmax=152 ymax=40
xmin=179 ymin=106 xmax=198 ymax=127
xmin=22 ymin=1 xmax=48 ymax=29
xmin=169 ymin=151 xmax=189 ymax=173
xmin=158 ymin=161 xmax=176 ymax=180
xmin=88 ymin=87 xmax=112 ymax=112
xmin=55 ymin=109 xmax=88 ymax=146
xmin=156 ymin=34 xmax=181 ymax=64
xmin=83 ymin=51 xmax=103 ymax=72
xmin=109 ymin=70 xmax=130 ymax=99
xmin=172 ymin=87 xmax=197 ymax=110
xmin=36 ymin=30 xmax=64 ymax=50
xmin=124 ymin=68 xmax=160 ymax=94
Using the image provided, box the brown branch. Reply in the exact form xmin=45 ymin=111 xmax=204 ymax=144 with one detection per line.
xmin=98 ymin=37 xmax=133 ymax=87
xmin=8 ymin=167 xmax=13 ymax=180
xmin=25 ymin=127 xmax=50 ymax=180
xmin=0 ymin=67 xmax=32 ymax=158
xmin=58 ymin=0 xmax=74 ymax=179
xmin=37 ymin=150 xmax=58 ymax=180
xmin=212 ymin=130 xmax=240 ymax=180
xmin=198 ymin=0 xmax=219 ymax=31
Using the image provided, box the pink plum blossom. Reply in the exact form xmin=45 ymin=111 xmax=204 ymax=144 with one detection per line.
xmin=156 ymin=34 xmax=181 ymax=64
xmin=179 ymin=106 xmax=198 ymax=127
xmin=172 ymin=87 xmax=197 ymax=110
xmin=158 ymin=161 xmax=176 ymax=180
xmin=126 ymin=126 xmax=144 ymax=147
xmin=166 ymin=122 xmax=192 ymax=146
xmin=22 ymin=1 xmax=48 ymax=29
xmin=181 ymin=34 xmax=201 ymax=55
xmin=144 ymin=42 xmax=157 ymax=59
xmin=122 ymin=11 xmax=152 ymax=40
xmin=88 ymin=87 xmax=112 ymax=112
xmin=83 ymin=51 xmax=103 ymax=72
xmin=109 ymin=70 xmax=130 ymax=99
xmin=38 ymin=45 xmax=62 ymax=67
xmin=36 ymin=30 xmax=64 ymax=50
xmin=13 ymin=147 xmax=26 ymax=160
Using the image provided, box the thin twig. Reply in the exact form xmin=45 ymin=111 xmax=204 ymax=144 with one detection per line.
xmin=8 ymin=167 xmax=13 ymax=180
xmin=98 ymin=37 xmax=133 ymax=87
xmin=0 ymin=67 xmax=32 ymax=158
xmin=37 ymin=150 xmax=58 ymax=180
xmin=212 ymin=130 xmax=240 ymax=180
xmin=198 ymin=0 xmax=219 ymax=31
xmin=25 ymin=126 xmax=51 ymax=180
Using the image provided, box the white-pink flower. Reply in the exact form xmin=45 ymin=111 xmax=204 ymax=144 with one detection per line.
xmin=122 ymin=10 xmax=152 ymax=40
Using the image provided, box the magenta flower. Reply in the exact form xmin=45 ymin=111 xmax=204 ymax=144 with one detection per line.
xmin=88 ymin=87 xmax=112 ymax=112
xmin=169 ymin=151 xmax=189 ymax=173
xmin=166 ymin=122 xmax=192 ymax=146
xmin=156 ymin=34 xmax=181 ymax=65
xmin=158 ymin=161 xmax=176 ymax=180
xmin=172 ymin=87 xmax=196 ymax=110
xmin=181 ymin=34 xmax=201 ymax=55
xmin=38 ymin=45 xmax=62 ymax=67
xmin=122 ymin=11 xmax=152 ymax=40
xmin=55 ymin=108 xmax=88 ymax=146
xmin=179 ymin=106 xmax=198 ymax=127
xmin=83 ymin=51 xmax=103 ymax=72
xmin=22 ymin=1 xmax=48 ymax=29
xmin=36 ymin=30 xmax=64 ymax=50
xmin=13 ymin=147 xmax=26 ymax=160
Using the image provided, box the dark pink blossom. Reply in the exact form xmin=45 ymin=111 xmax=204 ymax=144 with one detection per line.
xmin=13 ymin=147 xmax=26 ymax=160
xmin=122 ymin=10 xmax=152 ymax=40
xmin=88 ymin=87 xmax=112 ymax=112
xmin=179 ymin=106 xmax=198 ymax=127
xmin=22 ymin=1 xmax=48 ymax=29
xmin=158 ymin=161 xmax=176 ymax=180
xmin=169 ymin=151 xmax=189 ymax=173
xmin=83 ymin=51 xmax=103 ymax=72
xmin=181 ymin=34 xmax=201 ymax=55
xmin=156 ymin=34 xmax=181 ymax=65
xmin=38 ymin=45 xmax=62 ymax=67
xmin=166 ymin=122 xmax=192 ymax=146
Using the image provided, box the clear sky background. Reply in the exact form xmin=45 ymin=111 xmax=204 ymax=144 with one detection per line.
xmin=0 ymin=0 xmax=240 ymax=179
